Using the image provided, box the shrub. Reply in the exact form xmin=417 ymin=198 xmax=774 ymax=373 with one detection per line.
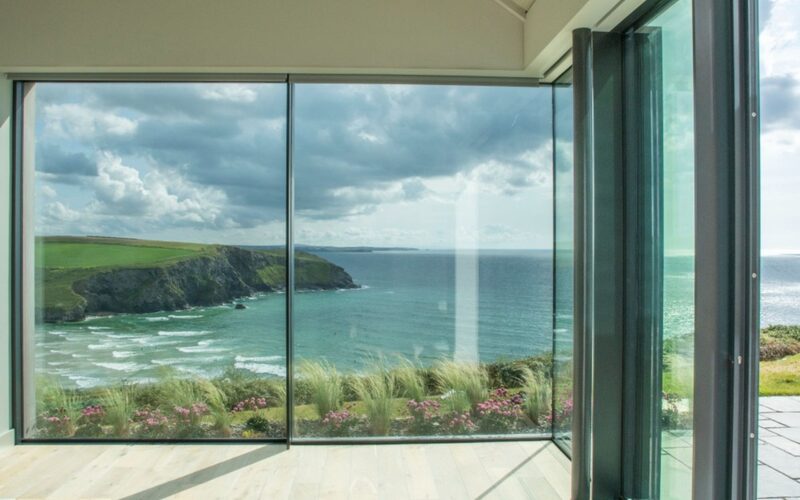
xmin=442 ymin=412 xmax=477 ymax=435
xmin=245 ymin=415 xmax=272 ymax=434
xmin=761 ymin=332 xmax=800 ymax=361
xmin=520 ymin=367 xmax=551 ymax=425
xmin=433 ymin=360 xmax=487 ymax=407
xmin=133 ymin=408 xmax=169 ymax=438
xmin=321 ymin=409 xmax=359 ymax=437
xmin=351 ymin=367 xmax=396 ymax=435
xmin=475 ymin=388 xmax=524 ymax=434
xmin=233 ymin=397 xmax=269 ymax=413
xmin=407 ymin=399 xmax=441 ymax=435
xmin=299 ymin=360 xmax=343 ymax=417
xmin=37 ymin=409 xmax=75 ymax=438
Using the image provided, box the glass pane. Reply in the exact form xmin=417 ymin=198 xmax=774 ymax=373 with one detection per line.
xmin=292 ymin=83 xmax=554 ymax=439
xmin=638 ymin=0 xmax=696 ymax=496
xmin=25 ymin=83 xmax=287 ymax=440
xmin=553 ymin=70 xmax=574 ymax=454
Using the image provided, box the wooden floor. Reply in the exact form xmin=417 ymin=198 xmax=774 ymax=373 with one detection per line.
xmin=0 ymin=440 xmax=570 ymax=499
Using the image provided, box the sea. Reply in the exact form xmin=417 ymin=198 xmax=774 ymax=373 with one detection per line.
xmin=34 ymin=251 xmax=800 ymax=389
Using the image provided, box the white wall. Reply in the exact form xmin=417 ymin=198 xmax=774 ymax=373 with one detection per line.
xmin=0 ymin=0 xmax=525 ymax=75
xmin=0 ymin=76 xmax=12 ymax=447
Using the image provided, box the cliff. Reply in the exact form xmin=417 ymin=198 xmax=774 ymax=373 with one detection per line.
xmin=38 ymin=238 xmax=356 ymax=322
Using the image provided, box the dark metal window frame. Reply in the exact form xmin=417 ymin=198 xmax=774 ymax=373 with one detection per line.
xmin=9 ymin=74 xmax=565 ymax=448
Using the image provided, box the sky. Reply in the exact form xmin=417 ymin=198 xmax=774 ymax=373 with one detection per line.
xmin=33 ymin=83 xmax=554 ymax=249
xmin=760 ymin=0 xmax=800 ymax=254
xmin=31 ymin=0 xmax=797 ymax=253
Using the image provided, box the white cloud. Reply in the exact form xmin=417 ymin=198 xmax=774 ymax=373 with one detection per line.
xmin=199 ymin=84 xmax=257 ymax=103
xmin=42 ymin=103 xmax=137 ymax=139
xmin=92 ymin=152 xmax=229 ymax=226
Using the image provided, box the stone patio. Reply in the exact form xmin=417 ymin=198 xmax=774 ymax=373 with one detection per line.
xmin=759 ymin=396 xmax=800 ymax=499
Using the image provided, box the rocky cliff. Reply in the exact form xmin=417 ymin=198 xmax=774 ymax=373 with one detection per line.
xmin=42 ymin=246 xmax=356 ymax=322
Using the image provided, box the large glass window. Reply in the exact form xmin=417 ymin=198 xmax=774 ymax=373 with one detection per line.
xmin=553 ymin=70 xmax=574 ymax=454
xmin=17 ymin=79 xmax=560 ymax=444
xmin=291 ymin=83 xmax=555 ymax=439
xmin=23 ymin=83 xmax=288 ymax=440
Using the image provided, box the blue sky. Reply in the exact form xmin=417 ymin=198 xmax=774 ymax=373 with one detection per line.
xmin=760 ymin=0 xmax=800 ymax=254
xmin=33 ymin=83 xmax=554 ymax=249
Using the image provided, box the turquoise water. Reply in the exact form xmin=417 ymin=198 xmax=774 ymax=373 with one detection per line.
xmin=34 ymin=252 xmax=798 ymax=388
xmin=36 ymin=250 xmax=554 ymax=388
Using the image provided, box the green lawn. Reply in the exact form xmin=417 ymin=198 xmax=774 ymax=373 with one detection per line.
xmin=38 ymin=242 xmax=204 ymax=269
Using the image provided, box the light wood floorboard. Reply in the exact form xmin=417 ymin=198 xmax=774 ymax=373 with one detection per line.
xmin=0 ymin=441 xmax=570 ymax=499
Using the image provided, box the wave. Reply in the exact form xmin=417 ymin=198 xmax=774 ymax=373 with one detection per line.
xmin=47 ymin=330 xmax=68 ymax=336
xmin=47 ymin=361 xmax=69 ymax=367
xmin=106 ymin=333 xmax=137 ymax=339
xmin=71 ymin=353 xmax=91 ymax=358
xmin=235 ymin=355 xmax=283 ymax=363
xmin=48 ymin=349 xmax=74 ymax=356
xmin=177 ymin=345 xmax=230 ymax=354
xmin=112 ymin=351 xmax=136 ymax=359
xmin=157 ymin=330 xmax=211 ymax=337
xmin=87 ymin=343 xmax=114 ymax=350
xmin=67 ymin=375 xmax=102 ymax=388
xmin=234 ymin=361 xmax=286 ymax=377
xmin=168 ymin=314 xmax=203 ymax=319
xmin=93 ymin=361 xmax=147 ymax=373
xmin=87 ymin=326 xmax=112 ymax=331
xmin=145 ymin=316 xmax=170 ymax=322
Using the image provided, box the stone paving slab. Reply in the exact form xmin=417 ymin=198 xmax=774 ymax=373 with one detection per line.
xmin=761 ymin=397 xmax=800 ymax=499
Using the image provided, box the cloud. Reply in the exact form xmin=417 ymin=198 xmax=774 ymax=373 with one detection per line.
xmin=200 ymin=84 xmax=258 ymax=103
xmin=42 ymin=103 xmax=137 ymax=139
xmin=33 ymin=82 xmax=553 ymax=244
xmin=37 ymin=145 xmax=96 ymax=178
xmin=93 ymin=152 xmax=228 ymax=226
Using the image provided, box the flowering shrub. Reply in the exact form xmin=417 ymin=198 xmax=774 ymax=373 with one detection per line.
xmin=38 ymin=410 xmax=74 ymax=437
xmin=133 ymin=408 xmax=169 ymax=437
xmin=546 ymin=396 xmax=572 ymax=428
xmin=174 ymin=403 xmax=209 ymax=426
xmin=443 ymin=412 xmax=477 ymax=435
xmin=80 ymin=405 xmax=106 ymax=425
xmin=321 ymin=409 xmax=359 ymax=437
xmin=232 ymin=397 xmax=268 ymax=413
xmin=72 ymin=405 xmax=107 ymax=437
xmin=475 ymin=388 xmax=524 ymax=433
xmin=407 ymin=399 xmax=441 ymax=435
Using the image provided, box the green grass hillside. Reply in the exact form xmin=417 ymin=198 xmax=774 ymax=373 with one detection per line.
xmin=37 ymin=236 xmax=355 ymax=322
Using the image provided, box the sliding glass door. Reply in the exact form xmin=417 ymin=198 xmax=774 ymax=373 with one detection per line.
xmin=625 ymin=0 xmax=696 ymax=496
xmin=291 ymin=83 xmax=555 ymax=440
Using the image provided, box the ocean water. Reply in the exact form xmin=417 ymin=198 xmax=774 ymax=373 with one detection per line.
xmin=34 ymin=252 xmax=800 ymax=388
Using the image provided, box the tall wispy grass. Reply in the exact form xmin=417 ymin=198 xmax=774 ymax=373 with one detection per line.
xmin=38 ymin=379 xmax=81 ymax=436
xmin=434 ymin=360 xmax=488 ymax=409
xmin=299 ymin=360 xmax=343 ymax=417
xmin=351 ymin=365 xmax=396 ymax=435
xmin=519 ymin=367 xmax=551 ymax=424
xmin=103 ymin=385 xmax=133 ymax=437
xmin=393 ymin=357 xmax=427 ymax=402
xmin=197 ymin=380 xmax=231 ymax=436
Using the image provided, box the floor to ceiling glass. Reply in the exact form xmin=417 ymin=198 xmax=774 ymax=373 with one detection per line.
xmin=21 ymin=82 xmax=288 ymax=440
xmin=553 ymin=70 xmax=575 ymax=455
xmin=291 ymin=83 xmax=555 ymax=439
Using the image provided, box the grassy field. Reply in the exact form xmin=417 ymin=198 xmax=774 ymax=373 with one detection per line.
xmin=37 ymin=237 xmax=208 ymax=269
